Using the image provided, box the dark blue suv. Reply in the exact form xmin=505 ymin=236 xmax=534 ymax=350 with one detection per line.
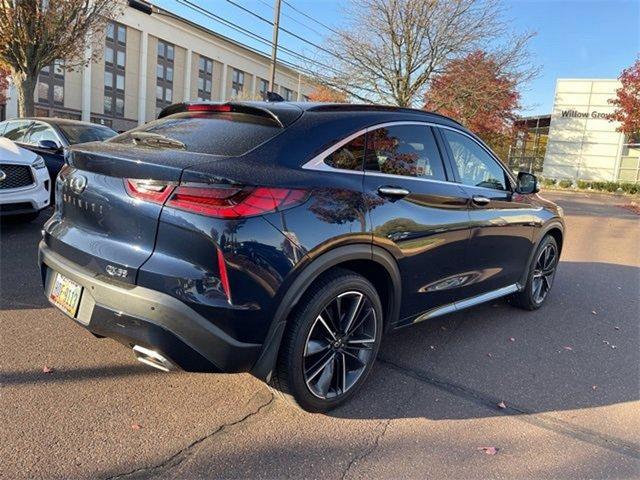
xmin=39 ymin=102 xmax=564 ymax=411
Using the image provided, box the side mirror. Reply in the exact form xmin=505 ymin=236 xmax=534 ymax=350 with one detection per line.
xmin=516 ymin=172 xmax=539 ymax=194
xmin=37 ymin=139 xmax=61 ymax=151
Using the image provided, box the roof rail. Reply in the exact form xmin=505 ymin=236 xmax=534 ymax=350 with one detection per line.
xmin=157 ymin=102 xmax=284 ymax=127
xmin=306 ymin=103 xmax=464 ymax=127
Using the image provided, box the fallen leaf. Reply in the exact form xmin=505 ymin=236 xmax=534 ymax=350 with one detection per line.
xmin=477 ymin=446 xmax=498 ymax=455
xmin=497 ymin=401 xmax=507 ymax=409
xmin=42 ymin=366 xmax=54 ymax=374
xmin=131 ymin=423 xmax=142 ymax=430
xmin=508 ymin=337 xmax=515 ymax=342
xmin=563 ymin=346 xmax=573 ymax=351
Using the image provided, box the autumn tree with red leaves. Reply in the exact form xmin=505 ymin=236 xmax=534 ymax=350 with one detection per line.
xmin=424 ymin=50 xmax=526 ymax=159
xmin=307 ymin=85 xmax=348 ymax=103
xmin=609 ymin=58 xmax=640 ymax=140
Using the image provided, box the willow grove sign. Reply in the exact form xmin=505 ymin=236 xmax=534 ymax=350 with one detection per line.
xmin=560 ymin=109 xmax=612 ymax=119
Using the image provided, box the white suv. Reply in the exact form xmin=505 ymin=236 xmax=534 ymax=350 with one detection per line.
xmin=0 ymin=137 xmax=51 ymax=222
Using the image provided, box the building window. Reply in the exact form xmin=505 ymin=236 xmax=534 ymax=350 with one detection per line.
xmin=258 ymin=78 xmax=269 ymax=99
xmin=197 ymin=55 xmax=213 ymax=101
xmin=281 ymin=87 xmax=294 ymax=101
xmin=104 ymin=21 xmax=126 ymax=117
xmin=231 ymin=68 xmax=244 ymax=97
xmin=156 ymin=39 xmax=175 ymax=116
xmin=38 ymin=59 xmax=64 ymax=107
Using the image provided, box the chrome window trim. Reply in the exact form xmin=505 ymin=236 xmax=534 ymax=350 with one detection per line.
xmin=301 ymin=120 xmax=515 ymax=189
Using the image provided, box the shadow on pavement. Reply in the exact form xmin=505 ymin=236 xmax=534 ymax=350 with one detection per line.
xmin=328 ymin=260 xmax=639 ymax=422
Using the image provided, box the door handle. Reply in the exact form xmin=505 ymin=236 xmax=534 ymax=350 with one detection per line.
xmin=472 ymin=195 xmax=491 ymax=206
xmin=378 ymin=186 xmax=410 ymax=198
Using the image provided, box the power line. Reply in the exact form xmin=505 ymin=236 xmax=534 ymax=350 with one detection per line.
xmin=253 ymin=0 xmax=326 ymax=38
xmin=223 ymin=0 xmax=345 ymax=64
xmin=281 ymin=0 xmax=341 ymax=36
xmin=175 ymin=0 xmax=342 ymax=76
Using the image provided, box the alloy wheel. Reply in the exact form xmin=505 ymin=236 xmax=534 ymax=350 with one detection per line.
xmin=303 ymin=291 xmax=377 ymax=399
xmin=532 ymin=243 xmax=558 ymax=304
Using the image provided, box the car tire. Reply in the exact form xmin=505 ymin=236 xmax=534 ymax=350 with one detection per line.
xmin=271 ymin=268 xmax=383 ymax=412
xmin=510 ymin=235 xmax=559 ymax=310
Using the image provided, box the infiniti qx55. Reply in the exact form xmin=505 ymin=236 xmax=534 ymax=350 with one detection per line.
xmin=40 ymin=102 xmax=564 ymax=411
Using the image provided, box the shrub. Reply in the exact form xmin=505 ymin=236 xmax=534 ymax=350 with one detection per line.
xmin=558 ymin=179 xmax=573 ymax=188
xmin=541 ymin=177 xmax=557 ymax=187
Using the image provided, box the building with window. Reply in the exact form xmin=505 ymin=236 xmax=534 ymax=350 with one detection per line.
xmin=543 ymin=78 xmax=638 ymax=183
xmin=3 ymin=1 xmax=313 ymax=131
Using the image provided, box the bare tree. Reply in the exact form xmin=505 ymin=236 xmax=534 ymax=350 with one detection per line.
xmin=312 ymin=0 xmax=535 ymax=107
xmin=0 ymin=0 xmax=121 ymax=117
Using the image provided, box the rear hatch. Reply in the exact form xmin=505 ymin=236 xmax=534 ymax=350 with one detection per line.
xmin=43 ymin=103 xmax=301 ymax=285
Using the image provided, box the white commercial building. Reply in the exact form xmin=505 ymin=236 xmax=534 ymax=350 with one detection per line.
xmin=543 ymin=78 xmax=639 ymax=183
xmin=2 ymin=1 xmax=313 ymax=131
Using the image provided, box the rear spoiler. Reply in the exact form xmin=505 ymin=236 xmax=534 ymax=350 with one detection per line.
xmin=158 ymin=102 xmax=284 ymax=127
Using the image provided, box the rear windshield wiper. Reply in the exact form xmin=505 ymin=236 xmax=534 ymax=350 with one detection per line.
xmin=130 ymin=132 xmax=186 ymax=150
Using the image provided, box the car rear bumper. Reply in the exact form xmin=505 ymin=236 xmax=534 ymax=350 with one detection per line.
xmin=39 ymin=242 xmax=262 ymax=373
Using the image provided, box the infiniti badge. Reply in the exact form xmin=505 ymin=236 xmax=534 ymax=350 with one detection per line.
xmin=67 ymin=175 xmax=88 ymax=194
xmin=0 ymin=169 xmax=5 ymax=182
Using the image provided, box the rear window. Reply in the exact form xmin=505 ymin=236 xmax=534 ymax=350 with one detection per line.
xmin=58 ymin=124 xmax=117 ymax=145
xmin=110 ymin=112 xmax=282 ymax=156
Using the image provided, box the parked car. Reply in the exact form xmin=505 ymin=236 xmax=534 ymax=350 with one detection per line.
xmin=39 ymin=102 xmax=565 ymax=412
xmin=0 ymin=117 xmax=117 ymax=184
xmin=0 ymin=137 xmax=51 ymax=222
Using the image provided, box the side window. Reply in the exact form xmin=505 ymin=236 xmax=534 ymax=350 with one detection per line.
xmin=3 ymin=121 xmax=32 ymax=142
xmin=26 ymin=123 xmax=60 ymax=146
xmin=364 ymin=125 xmax=446 ymax=181
xmin=323 ymin=133 xmax=366 ymax=171
xmin=442 ymin=129 xmax=507 ymax=191
xmin=0 ymin=121 xmax=7 ymax=136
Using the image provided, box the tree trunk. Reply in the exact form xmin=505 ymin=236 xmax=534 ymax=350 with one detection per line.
xmin=12 ymin=71 xmax=36 ymax=117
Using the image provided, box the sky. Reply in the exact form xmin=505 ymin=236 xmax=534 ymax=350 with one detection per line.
xmin=152 ymin=0 xmax=639 ymax=116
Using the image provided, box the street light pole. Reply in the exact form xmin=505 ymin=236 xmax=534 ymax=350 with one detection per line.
xmin=268 ymin=0 xmax=282 ymax=92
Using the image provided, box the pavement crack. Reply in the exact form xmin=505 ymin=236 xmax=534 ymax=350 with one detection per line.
xmin=378 ymin=357 xmax=640 ymax=460
xmin=104 ymin=392 xmax=275 ymax=480
xmin=341 ymin=419 xmax=391 ymax=480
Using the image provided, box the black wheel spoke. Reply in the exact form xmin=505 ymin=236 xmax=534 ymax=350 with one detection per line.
xmin=303 ymin=290 xmax=377 ymax=400
xmin=531 ymin=243 xmax=557 ymax=304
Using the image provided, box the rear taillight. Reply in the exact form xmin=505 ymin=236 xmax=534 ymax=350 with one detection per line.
xmin=125 ymin=179 xmax=176 ymax=204
xmin=166 ymin=185 xmax=307 ymax=218
xmin=124 ymin=179 xmax=307 ymax=218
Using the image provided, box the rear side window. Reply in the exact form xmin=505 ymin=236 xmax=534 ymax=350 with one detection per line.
xmin=364 ymin=125 xmax=446 ymax=181
xmin=3 ymin=121 xmax=32 ymax=142
xmin=111 ymin=112 xmax=283 ymax=156
xmin=323 ymin=134 xmax=365 ymax=171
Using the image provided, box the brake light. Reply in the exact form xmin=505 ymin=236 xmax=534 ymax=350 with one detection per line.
xmin=166 ymin=186 xmax=307 ymax=218
xmin=125 ymin=179 xmax=175 ymax=204
xmin=186 ymin=104 xmax=232 ymax=113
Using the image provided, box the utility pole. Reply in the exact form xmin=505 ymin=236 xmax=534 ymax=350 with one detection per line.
xmin=268 ymin=0 xmax=282 ymax=92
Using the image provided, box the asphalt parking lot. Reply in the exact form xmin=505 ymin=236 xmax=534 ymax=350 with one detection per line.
xmin=1 ymin=191 xmax=639 ymax=480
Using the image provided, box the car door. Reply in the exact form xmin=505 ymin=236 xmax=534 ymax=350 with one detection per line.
xmin=437 ymin=127 xmax=537 ymax=297
xmin=363 ymin=123 xmax=472 ymax=325
xmin=23 ymin=121 xmax=66 ymax=181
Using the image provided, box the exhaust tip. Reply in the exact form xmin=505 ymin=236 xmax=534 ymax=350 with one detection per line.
xmin=133 ymin=345 xmax=176 ymax=372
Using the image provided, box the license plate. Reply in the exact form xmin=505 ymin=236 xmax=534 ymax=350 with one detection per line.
xmin=49 ymin=272 xmax=83 ymax=317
